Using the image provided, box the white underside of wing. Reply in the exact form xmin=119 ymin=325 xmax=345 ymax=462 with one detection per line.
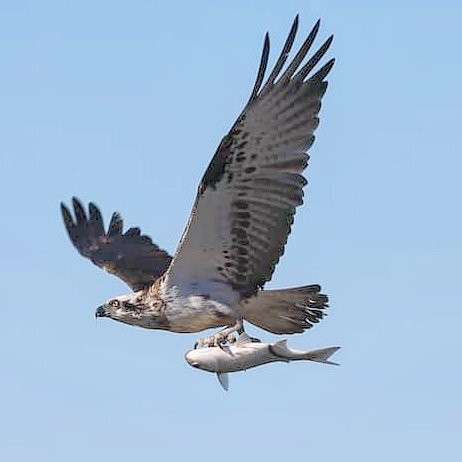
xmin=164 ymin=20 xmax=333 ymax=302
xmin=164 ymin=188 xmax=240 ymax=306
xmin=158 ymin=277 xmax=237 ymax=332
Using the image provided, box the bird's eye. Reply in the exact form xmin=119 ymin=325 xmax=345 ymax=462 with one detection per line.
xmin=110 ymin=300 xmax=120 ymax=308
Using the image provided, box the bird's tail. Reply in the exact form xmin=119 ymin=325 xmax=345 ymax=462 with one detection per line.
xmin=237 ymin=284 xmax=328 ymax=334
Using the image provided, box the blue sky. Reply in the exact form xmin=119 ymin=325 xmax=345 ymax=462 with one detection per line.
xmin=1 ymin=1 xmax=461 ymax=461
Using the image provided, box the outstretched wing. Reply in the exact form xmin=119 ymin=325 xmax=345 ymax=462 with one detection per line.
xmin=165 ymin=17 xmax=334 ymax=301
xmin=61 ymin=198 xmax=172 ymax=291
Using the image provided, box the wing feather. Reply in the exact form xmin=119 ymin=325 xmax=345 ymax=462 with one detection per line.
xmin=278 ymin=19 xmax=321 ymax=82
xmin=61 ymin=198 xmax=172 ymax=291
xmin=165 ymin=18 xmax=334 ymax=300
xmin=246 ymin=33 xmax=270 ymax=107
xmin=260 ymin=15 xmax=299 ymax=93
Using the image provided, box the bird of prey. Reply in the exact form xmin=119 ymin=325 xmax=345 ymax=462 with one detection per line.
xmin=61 ymin=16 xmax=334 ymax=348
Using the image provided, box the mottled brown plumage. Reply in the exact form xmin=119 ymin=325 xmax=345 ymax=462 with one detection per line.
xmin=61 ymin=198 xmax=172 ymax=291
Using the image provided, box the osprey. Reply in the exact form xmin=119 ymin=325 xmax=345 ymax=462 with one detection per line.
xmin=61 ymin=16 xmax=334 ymax=347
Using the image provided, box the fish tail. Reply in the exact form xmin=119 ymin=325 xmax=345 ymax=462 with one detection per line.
xmin=304 ymin=346 xmax=341 ymax=365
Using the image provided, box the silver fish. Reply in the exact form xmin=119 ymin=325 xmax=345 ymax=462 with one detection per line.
xmin=185 ymin=333 xmax=340 ymax=390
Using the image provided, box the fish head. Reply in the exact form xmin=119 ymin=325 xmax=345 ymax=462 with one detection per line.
xmin=184 ymin=348 xmax=221 ymax=373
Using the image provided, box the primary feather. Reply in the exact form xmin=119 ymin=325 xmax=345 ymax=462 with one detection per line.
xmin=61 ymin=198 xmax=172 ymax=291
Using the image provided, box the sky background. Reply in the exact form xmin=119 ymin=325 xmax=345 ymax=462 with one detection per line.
xmin=1 ymin=1 xmax=461 ymax=461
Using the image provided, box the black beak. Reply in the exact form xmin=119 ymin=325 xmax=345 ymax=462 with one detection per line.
xmin=95 ymin=305 xmax=107 ymax=318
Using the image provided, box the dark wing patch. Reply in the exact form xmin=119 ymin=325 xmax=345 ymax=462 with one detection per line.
xmin=61 ymin=198 xmax=172 ymax=291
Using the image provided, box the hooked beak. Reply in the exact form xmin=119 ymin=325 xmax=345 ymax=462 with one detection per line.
xmin=95 ymin=305 xmax=108 ymax=318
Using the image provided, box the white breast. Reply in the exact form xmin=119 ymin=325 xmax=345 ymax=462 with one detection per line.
xmin=160 ymin=284 xmax=237 ymax=333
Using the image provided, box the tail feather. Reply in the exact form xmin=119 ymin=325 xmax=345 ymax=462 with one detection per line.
xmin=237 ymin=284 xmax=328 ymax=334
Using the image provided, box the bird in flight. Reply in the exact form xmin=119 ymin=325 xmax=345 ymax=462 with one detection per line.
xmin=61 ymin=16 xmax=334 ymax=348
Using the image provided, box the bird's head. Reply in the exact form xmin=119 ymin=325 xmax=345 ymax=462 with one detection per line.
xmin=95 ymin=291 xmax=149 ymax=326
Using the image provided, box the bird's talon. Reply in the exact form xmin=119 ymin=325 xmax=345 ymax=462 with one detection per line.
xmin=193 ymin=320 xmax=243 ymax=349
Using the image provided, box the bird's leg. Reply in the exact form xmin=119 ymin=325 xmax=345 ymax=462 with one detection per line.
xmin=194 ymin=318 xmax=243 ymax=348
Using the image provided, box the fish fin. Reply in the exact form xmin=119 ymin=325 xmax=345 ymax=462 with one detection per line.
xmin=268 ymin=340 xmax=291 ymax=361
xmin=305 ymin=346 xmax=341 ymax=365
xmin=236 ymin=333 xmax=253 ymax=345
xmin=217 ymin=372 xmax=229 ymax=391
xmin=220 ymin=344 xmax=234 ymax=356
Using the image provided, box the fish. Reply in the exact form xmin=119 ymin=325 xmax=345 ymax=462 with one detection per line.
xmin=184 ymin=333 xmax=341 ymax=390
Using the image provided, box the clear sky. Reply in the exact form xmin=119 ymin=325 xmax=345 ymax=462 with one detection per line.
xmin=1 ymin=1 xmax=461 ymax=461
